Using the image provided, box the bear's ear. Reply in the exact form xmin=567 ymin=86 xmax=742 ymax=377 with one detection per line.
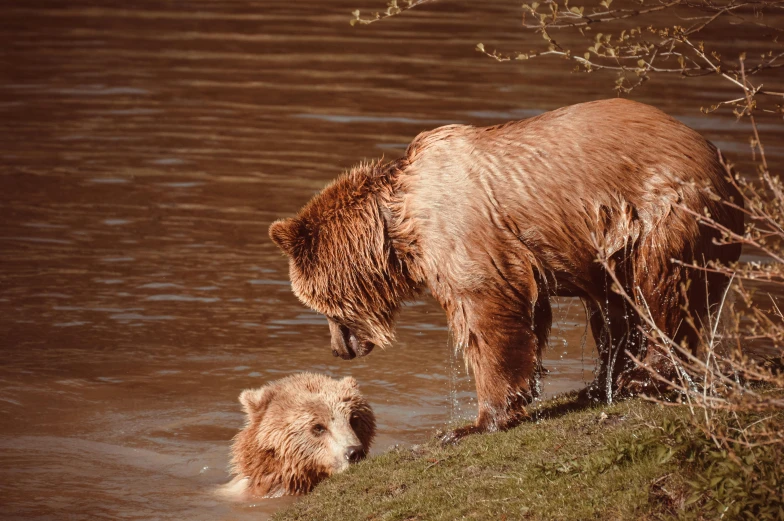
xmin=239 ymin=387 xmax=276 ymax=420
xmin=269 ymin=218 xmax=302 ymax=257
xmin=340 ymin=376 xmax=359 ymax=392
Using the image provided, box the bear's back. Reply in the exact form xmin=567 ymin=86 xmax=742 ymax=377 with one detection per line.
xmin=397 ymin=99 xmax=732 ymax=292
xmin=403 ymin=99 xmax=720 ymax=206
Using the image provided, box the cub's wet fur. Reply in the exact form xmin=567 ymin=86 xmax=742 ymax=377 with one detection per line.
xmin=219 ymin=373 xmax=375 ymax=498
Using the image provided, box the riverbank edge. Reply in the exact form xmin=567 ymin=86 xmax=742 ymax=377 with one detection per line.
xmin=273 ymin=392 xmax=713 ymax=521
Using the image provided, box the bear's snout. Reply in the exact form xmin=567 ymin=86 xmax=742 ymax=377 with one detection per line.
xmin=328 ymin=320 xmax=375 ymax=359
xmin=344 ymin=445 xmax=365 ymax=463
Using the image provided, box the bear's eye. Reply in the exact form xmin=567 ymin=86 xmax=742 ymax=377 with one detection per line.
xmin=312 ymin=424 xmax=327 ymax=436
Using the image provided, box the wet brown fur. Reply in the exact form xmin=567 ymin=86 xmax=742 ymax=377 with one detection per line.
xmin=270 ymin=162 xmax=418 ymax=350
xmin=270 ymin=99 xmax=744 ymax=439
xmin=228 ymin=373 xmax=375 ymax=497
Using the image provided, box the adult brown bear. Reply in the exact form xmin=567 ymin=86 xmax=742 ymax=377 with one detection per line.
xmin=269 ymin=99 xmax=743 ymax=441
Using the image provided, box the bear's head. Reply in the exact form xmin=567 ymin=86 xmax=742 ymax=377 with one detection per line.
xmin=269 ymin=162 xmax=417 ymax=359
xmin=231 ymin=373 xmax=376 ymax=496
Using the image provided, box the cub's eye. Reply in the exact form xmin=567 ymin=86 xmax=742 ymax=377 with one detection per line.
xmin=349 ymin=415 xmax=360 ymax=431
xmin=312 ymin=424 xmax=327 ymax=436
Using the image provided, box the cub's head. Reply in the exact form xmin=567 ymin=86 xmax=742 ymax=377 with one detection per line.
xmin=231 ymin=373 xmax=376 ymax=495
xmin=269 ymin=163 xmax=415 ymax=359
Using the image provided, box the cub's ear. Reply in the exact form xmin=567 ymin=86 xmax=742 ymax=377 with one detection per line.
xmin=268 ymin=218 xmax=301 ymax=257
xmin=340 ymin=376 xmax=359 ymax=391
xmin=239 ymin=386 xmax=276 ymax=420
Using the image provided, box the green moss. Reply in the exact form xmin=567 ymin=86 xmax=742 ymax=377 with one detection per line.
xmin=274 ymin=393 xmax=783 ymax=521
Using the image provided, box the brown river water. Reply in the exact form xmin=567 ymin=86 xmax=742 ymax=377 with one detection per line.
xmin=1 ymin=1 xmax=782 ymax=519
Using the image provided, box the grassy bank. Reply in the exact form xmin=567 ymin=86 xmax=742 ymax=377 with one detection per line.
xmin=275 ymin=393 xmax=783 ymax=521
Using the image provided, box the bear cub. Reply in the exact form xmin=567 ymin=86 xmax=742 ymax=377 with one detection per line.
xmin=220 ymin=373 xmax=375 ymax=498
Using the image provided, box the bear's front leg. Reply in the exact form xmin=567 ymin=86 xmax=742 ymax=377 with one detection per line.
xmin=440 ymin=299 xmax=545 ymax=444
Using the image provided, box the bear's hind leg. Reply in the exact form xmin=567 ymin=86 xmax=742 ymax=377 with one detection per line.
xmin=615 ymin=259 xmax=736 ymax=396
xmin=581 ymin=296 xmax=646 ymax=402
